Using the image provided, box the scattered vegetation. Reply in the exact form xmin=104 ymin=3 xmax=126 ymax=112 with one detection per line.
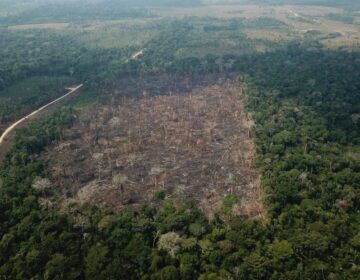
xmin=42 ymin=78 xmax=263 ymax=218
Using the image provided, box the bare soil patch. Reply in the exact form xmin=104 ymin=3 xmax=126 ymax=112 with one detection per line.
xmin=43 ymin=77 xmax=264 ymax=218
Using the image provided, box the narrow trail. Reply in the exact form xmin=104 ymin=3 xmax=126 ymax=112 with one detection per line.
xmin=0 ymin=84 xmax=83 ymax=146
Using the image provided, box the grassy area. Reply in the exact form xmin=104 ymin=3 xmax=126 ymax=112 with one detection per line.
xmin=76 ymin=20 xmax=161 ymax=49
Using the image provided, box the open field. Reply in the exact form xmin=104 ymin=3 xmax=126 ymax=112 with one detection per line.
xmin=42 ymin=77 xmax=264 ymax=218
xmin=155 ymin=4 xmax=341 ymax=19
xmin=7 ymin=22 xmax=73 ymax=30
xmin=4 ymin=4 xmax=360 ymax=52
xmin=154 ymin=4 xmax=360 ymax=49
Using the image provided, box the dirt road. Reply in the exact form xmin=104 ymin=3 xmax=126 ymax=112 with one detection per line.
xmin=131 ymin=49 xmax=144 ymax=59
xmin=124 ymin=49 xmax=145 ymax=63
xmin=0 ymin=84 xmax=83 ymax=146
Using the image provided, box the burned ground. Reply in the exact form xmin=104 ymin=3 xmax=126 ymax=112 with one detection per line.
xmin=43 ymin=76 xmax=264 ymax=218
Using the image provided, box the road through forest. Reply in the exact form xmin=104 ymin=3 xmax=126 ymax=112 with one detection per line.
xmin=0 ymin=49 xmax=142 ymax=160
xmin=0 ymin=84 xmax=83 ymax=147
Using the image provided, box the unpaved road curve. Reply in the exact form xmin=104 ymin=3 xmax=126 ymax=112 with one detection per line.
xmin=0 ymin=84 xmax=83 ymax=146
xmin=131 ymin=49 xmax=144 ymax=59
xmin=125 ymin=49 xmax=145 ymax=63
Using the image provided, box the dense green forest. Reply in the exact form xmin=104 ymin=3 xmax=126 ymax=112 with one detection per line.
xmin=0 ymin=0 xmax=360 ymax=279
xmin=0 ymin=44 xmax=359 ymax=279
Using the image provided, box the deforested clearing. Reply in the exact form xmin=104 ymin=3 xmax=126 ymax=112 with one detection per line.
xmin=44 ymin=77 xmax=264 ymax=218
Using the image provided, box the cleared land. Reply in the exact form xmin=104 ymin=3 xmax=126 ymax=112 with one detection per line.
xmin=43 ymin=78 xmax=264 ymax=218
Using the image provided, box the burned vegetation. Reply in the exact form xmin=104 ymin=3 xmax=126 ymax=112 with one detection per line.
xmin=43 ymin=76 xmax=264 ymax=218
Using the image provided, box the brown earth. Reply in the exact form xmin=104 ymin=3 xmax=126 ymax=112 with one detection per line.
xmin=43 ymin=77 xmax=264 ymax=219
